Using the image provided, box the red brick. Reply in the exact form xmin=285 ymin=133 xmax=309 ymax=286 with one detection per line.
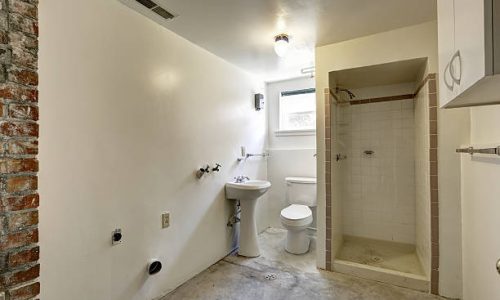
xmin=0 ymin=228 xmax=38 ymax=251
xmin=8 ymin=103 xmax=38 ymax=120
xmin=8 ymin=32 xmax=37 ymax=55
xmin=5 ymin=175 xmax=37 ymax=193
xmin=4 ymin=139 xmax=37 ymax=155
xmin=1 ymin=0 xmax=40 ymax=292
xmin=9 ymin=13 xmax=38 ymax=36
xmin=0 ymin=121 xmax=38 ymax=137
xmin=9 ymin=0 xmax=37 ymax=19
xmin=0 ymin=194 xmax=39 ymax=212
xmin=7 ymin=210 xmax=38 ymax=231
xmin=0 ymin=83 xmax=37 ymax=101
xmin=8 ymin=281 xmax=40 ymax=300
xmin=12 ymin=46 xmax=37 ymax=69
xmin=0 ymin=158 xmax=38 ymax=173
xmin=0 ymin=264 xmax=39 ymax=288
xmin=7 ymin=66 xmax=38 ymax=86
xmin=7 ymin=246 xmax=39 ymax=268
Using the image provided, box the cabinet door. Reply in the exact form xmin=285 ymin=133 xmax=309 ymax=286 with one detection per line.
xmin=438 ymin=0 xmax=457 ymax=107
xmin=453 ymin=0 xmax=487 ymax=95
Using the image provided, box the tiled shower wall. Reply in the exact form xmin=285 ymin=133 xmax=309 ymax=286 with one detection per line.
xmin=338 ymin=99 xmax=416 ymax=244
xmin=325 ymin=74 xmax=439 ymax=294
xmin=415 ymin=80 xmax=431 ymax=278
xmin=324 ymin=89 xmax=344 ymax=271
xmin=414 ymin=74 xmax=439 ymax=293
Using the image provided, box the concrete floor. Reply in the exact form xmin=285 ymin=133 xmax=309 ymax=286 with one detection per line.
xmin=337 ymin=235 xmax=425 ymax=276
xmin=162 ymin=228 xmax=443 ymax=300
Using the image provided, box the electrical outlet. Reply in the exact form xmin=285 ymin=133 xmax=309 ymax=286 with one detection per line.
xmin=162 ymin=212 xmax=170 ymax=229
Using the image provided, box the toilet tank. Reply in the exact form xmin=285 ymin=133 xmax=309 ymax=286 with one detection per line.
xmin=285 ymin=177 xmax=317 ymax=207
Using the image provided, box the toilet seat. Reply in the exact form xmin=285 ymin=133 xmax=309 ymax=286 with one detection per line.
xmin=280 ymin=204 xmax=313 ymax=227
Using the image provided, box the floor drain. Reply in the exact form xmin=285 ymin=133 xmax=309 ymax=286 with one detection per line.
xmin=264 ymin=273 xmax=277 ymax=281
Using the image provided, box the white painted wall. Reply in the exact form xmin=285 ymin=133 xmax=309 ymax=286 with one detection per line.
xmin=461 ymin=105 xmax=500 ymax=300
xmin=316 ymin=21 xmax=468 ymax=298
xmin=266 ymin=78 xmax=316 ymax=229
xmin=38 ymin=0 xmax=267 ymax=299
xmin=437 ymin=106 xmax=469 ymax=297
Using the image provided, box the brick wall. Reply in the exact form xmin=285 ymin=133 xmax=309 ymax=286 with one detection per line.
xmin=0 ymin=0 xmax=39 ymax=299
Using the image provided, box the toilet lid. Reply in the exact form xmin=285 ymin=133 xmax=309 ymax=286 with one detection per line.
xmin=280 ymin=204 xmax=312 ymax=220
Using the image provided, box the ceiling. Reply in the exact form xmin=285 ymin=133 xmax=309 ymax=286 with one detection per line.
xmin=330 ymin=58 xmax=429 ymax=89
xmin=121 ymin=0 xmax=437 ymax=81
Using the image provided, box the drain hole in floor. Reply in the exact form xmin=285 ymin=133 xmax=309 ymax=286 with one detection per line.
xmin=264 ymin=273 xmax=277 ymax=281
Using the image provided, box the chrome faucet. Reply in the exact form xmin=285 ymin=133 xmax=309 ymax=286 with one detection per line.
xmin=234 ymin=175 xmax=250 ymax=183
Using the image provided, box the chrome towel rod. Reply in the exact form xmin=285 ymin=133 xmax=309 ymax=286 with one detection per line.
xmin=456 ymin=146 xmax=500 ymax=156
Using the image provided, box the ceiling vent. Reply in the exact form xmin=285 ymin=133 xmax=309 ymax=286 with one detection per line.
xmin=135 ymin=0 xmax=176 ymax=20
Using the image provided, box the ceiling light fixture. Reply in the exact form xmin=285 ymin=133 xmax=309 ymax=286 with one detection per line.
xmin=274 ymin=34 xmax=290 ymax=57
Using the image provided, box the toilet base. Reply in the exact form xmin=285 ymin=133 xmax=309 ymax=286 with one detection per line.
xmin=285 ymin=228 xmax=310 ymax=254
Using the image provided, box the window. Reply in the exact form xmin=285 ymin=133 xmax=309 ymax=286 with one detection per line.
xmin=278 ymin=88 xmax=316 ymax=134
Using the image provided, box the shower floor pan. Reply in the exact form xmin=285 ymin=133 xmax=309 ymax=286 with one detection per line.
xmin=333 ymin=236 xmax=429 ymax=292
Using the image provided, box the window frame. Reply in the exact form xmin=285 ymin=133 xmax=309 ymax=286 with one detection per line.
xmin=275 ymin=87 xmax=317 ymax=136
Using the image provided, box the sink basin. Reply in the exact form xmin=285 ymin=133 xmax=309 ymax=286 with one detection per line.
xmin=225 ymin=179 xmax=271 ymax=257
xmin=225 ymin=180 xmax=271 ymax=200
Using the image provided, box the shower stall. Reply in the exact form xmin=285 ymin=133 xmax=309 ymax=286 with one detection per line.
xmin=326 ymin=58 xmax=438 ymax=292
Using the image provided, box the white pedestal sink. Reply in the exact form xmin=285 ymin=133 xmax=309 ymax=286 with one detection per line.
xmin=226 ymin=179 xmax=271 ymax=257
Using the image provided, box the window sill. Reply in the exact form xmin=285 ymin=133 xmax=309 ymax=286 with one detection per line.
xmin=274 ymin=129 xmax=316 ymax=137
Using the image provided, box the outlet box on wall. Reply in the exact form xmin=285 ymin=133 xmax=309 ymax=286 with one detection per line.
xmin=162 ymin=212 xmax=170 ymax=229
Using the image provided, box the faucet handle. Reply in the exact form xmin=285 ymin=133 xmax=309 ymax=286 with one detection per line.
xmin=212 ymin=163 xmax=222 ymax=172
xmin=234 ymin=175 xmax=250 ymax=183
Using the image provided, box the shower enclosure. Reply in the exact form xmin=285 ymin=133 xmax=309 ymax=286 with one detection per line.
xmin=326 ymin=58 xmax=438 ymax=293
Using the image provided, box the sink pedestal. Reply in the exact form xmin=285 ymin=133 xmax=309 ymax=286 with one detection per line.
xmin=225 ymin=179 xmax=271 ymax=258
xmin=238 ymin=198 xmax=260 ymax=257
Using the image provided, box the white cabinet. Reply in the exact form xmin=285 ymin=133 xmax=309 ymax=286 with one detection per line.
xmin=438 ymin=0 xmax=457 ymax=104
xmin=454 ymin=0 xmax=487 ymax=94
xmin=438 ymin=0 xmax=500 ymax=108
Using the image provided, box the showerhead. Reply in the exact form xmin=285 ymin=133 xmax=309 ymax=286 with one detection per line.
xmin=336 ymin=87 xmax=356 ymax=100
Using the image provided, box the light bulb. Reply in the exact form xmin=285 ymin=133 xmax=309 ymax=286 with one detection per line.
xmin=274 ymin=34 xmax=289 ymax=57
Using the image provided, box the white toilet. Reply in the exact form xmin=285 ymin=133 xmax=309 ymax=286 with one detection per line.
xmin=280 ymin=177 xmax=317 ymax=254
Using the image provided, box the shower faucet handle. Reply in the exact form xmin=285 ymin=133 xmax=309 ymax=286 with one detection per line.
xmin=336 ymin=154 xmax=347 ymax=161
